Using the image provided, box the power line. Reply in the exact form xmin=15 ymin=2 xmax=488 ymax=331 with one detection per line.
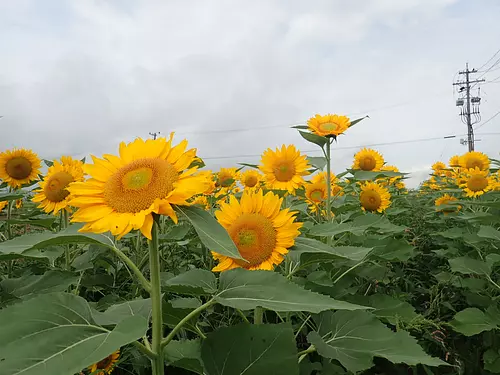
xmin=475 ymin=110 xmax=500 ymax=130
xmin=477 ymin=47 xmax=500 ymax=71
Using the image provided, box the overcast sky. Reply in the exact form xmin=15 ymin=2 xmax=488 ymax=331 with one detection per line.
xmin=1 ymin=0 xmax=500 ymax=187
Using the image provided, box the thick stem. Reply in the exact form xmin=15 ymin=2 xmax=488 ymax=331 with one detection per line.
xmin=148 ymin=218 xmax=164 ymax=375
xmin=6 ymin=199 xmax=13 ymax=240
xmin=62 ymin=211 xmax=71 ymax=269
xmin=297 ymin=345 xmax=316 ymax=363
xmin=325 ymin=138 xmax=332 ymax=222
xmin=254 ymin=306 xmax=264 ymax=325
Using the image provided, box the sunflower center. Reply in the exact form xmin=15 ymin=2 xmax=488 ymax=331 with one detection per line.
xmin=5 ymin=157 xmax=33 ymax=180
xmin=274 ymin=161 xmax=296 ymax=182
xmin=218 ymin=173 xmax=233 ymax=187
xmin=228 ymin=213 xmax=277 ymax=267
xmin=96 ymin=355 xmax=113 ymax=369
xmin=466 ymin=158 xmax=483 ymax=170
xmin=44 ymin=171 xmax=74 ymax=202
xmin=360 ymin=190 xmax=381 ymax=211
xmin=310 ymin=189 xmax=325 ymax=202
xmin=104 ymin=158 xmax=178 ymax=213
xmin=359 ymin=156 xmax=376 ymax=171
xmin=467 ymin=175 xmax=488 ymax=192
xmin=319 ymin=122 xmax=338 ymax=132
xmin=244 ymin=175 xmax=258 ymax=187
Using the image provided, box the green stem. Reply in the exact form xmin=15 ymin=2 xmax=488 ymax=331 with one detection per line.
xmin=325 ymin=138 xmax=332 ymax=222
xmin=161 ymin=298 xmax=215 ymax=348
xmin=62 ymin=210 xmax=71 ymax=270
xmin=6 ymin=199 xmax=13 ymax=240
xmin=132 ymin=340 xmax=156 ymax=359
xmin=297 ymin=345 xmax=316 ymax=363
xmin=254 ymin=306 xmax=264 ymax=325
xmin=148 ymin=218 xmax=164 ymax=375
xmin=106 ymin=242 xmax=151 ymax=293
xmin=333 ymin=261 xmax=366 ymax=284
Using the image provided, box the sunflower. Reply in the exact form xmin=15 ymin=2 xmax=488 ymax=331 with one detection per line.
xmin=449 ymin=155 xmax=461 ymax=168
xmin=239 ymin=170 xmax=262 ymax=190
xmin=307 ymin=114 xmax=350 ymax=137
xmin=305 ymin=181 xmax=327 ymax=204
xmin=32 ymin=156 xmax=84 ymax=215
xmin=352 ymin=148 xmax=384 ymax=171
xmin=459 ymin=167 xmax=494 ymax=198
xmin=379 ymin=165 xmax=402 ymax=185
xmin=259 ymin=145 xmax=310 ymax=193
xmin=88 ymin=350 xmax=119 ymax=375
xmin=435 ymin=194 xmax=461 ymax=214
xmin=211 ymin=190 xmax=302 ymax=271
xmin=432 ymin=161 xmax=446 ymax=172
xmin=190 ymin=195 xmax=210 ymax=209
xmin=216 ymin=168 xmax=239 ymax=188
xmin=15 ymin=199 xmax=23 ymax=209
xmin=359 ymin=182 xmax=391 ymax=213
xmin=0 ymin=201 xmax=8 ymax=212
xmin=460 ymin=151 xmax=490 ymax=171
xmin=0 ymin=148 xmax=41 ymax=189
xmin=68 ymin=135 xmax=210 ymax=239
xmin=311 ymin=171 xmax=337 ymax=185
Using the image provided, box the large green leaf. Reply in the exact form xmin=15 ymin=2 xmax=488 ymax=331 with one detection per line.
xmin=478 ymin=225 xmax=500 ymax=241
xmin=484 ymin=348 xmax=500 ymax=373
xmin=348 ymin=170 xmax=406 ymax=181
xmin=6 ymin=217 xmax=56 ymax=230
xmin=299 ymin=130 xmax=328 ymax=148
xmin=164 ymin=339 xmax=203 ymax=374
xmin=92 ymin=298 xmax=152 ymax=326
xmin=448 ymin=257 xmax=491 ymax=276
xmin=290 ymin=237 xmax=372 ymax=265
xmin=346 ymin=294 xmax=419 ymax=325
xmin=162 ymin=268 xmax=218 ymax=295
xmin=0 ymin=270 xmax=79 ymax=299
xmin=449 ymin=307 xmax=500 ymax=336
xmin=0 ymin=292 xmax=148 ymax=375
xmin=201 ymin=323 xmax=299 ymax=375
xmin=309 ymin=214 xmax=405 ymax=237
xmin=175 ymin=205 xmax=244 ymax=260
xmin=307 ymin=156 xmax=327 ymax=170
xmin=163 ymin=298 xmax=202 ymax=329
xmin=0 ymin=193 xmax=24 ymax=201
xmin=366 ymin=238 xmax=416 ymax=262
xmin=307 ymin=310 xmax=446 ymax=373
xmin=214 ymin=269 xmax=368 ymax=312
xmin=0 ymin=224 xmax=113 ymax=260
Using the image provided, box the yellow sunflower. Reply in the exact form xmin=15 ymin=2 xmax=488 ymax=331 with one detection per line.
xmin=15 ymin=199 xmax=23 ymax=209
xmin=239 ymin=170 xmax=262 ymax=190
xmin=212 ymin=190 xmax=302 ymax=271
xmin=190 ymin=195 xmax=210 ymax=209
xmin=359 ymin=182 xmax=391 ymax=213
xmin=432 ymin=161 xmax=446 ymax=173
xmin=216 ymin=168 xmax=239 ymax=188
xmin=0 ymin=201 xmax=8 ymax=212
xmin=459 ymin=167 xmax=494 ymax=198
xmin=88 ymin=350 xmax=119 ymax=375
xmin=305 ymin=181 xmax=327 ymax=204
xmin=67 ymin=134 xmax=210 ymax=239
xmin=311 ymin=171 xmax=337 ymax=185
xmin=352 ymin=148 xmax=384 ymax=171
xmin=307 ymin=113 xmax=350 ymax=137
xmin=449 ymin=155 xmax=461 ymax=168
xmin=0 ymin=148 xmax=41 ymax=189
xmin=32 ymin=156 xmax=84 ymax=215
xmin=259 ymin=145 xmax=310 ymax=193
xmin=435 ymin=194 xmax=461 ymax=214
xmin=459 ymin=151 xmax=490 ymax=171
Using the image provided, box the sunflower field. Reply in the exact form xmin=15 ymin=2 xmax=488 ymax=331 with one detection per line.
xmin=1 ymin=114 xmax=500 ymax=375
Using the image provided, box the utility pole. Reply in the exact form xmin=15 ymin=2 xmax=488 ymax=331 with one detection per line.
xmin=453 ymin=63 xmax=485 ymax=151
xmin=149 ymin=132 xmax=160 ymax=140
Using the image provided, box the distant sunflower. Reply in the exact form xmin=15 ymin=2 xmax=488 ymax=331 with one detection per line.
xmin=190 ymin=195 xmax=210 ymax=209
xmin=460 ymin=151 xmax=490 ymax=171
xmin=359 ymin=182 xmax=391 ymax=213
xmin=305 ymin=181 xmax=327 ymax=204
xmin=259 ymin=145 xmax=310 ymax=193
xmin=435 ymin=194 xmax=461 ymax=214
xmin=311 ymin=171 xmax=337 ymax=186
xmin=212 ymin=190 xmax=302 ymax=271
xmin=307 ymin=114 xmax=350 ymax=137
xmin=15 ymin=199 xmax=23 ymax=209
xmin=88 ymin=350 xmax=119 ymax=375
xmin=0 ymin=201 xmax=8 ymax=212
xmin=239 ymin=170 xmax=262 ymax=190
xmin=216 ymin=168 xmax=238 ymax=188
xmin=68 ymin=135 xmax=209 ymax=239
xmin=352 ymin=148 xmax=384 ymax=171
xmin=0 ymin=148 xmax=41 ymax=189
xmin=432 ymin=162 xmax=446 ymax=173
xmin=459 ymin=167 xmax=494 ymax=198
xmin=32 ymin=156 xmax=84 ymax=215
xmin=449 ymin=155 xmax=461 ymax=168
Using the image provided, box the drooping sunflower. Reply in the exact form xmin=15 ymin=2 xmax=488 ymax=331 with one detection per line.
xmin=459 ymin=151 xmax=490 ymax=171
xmin=68 ymin=135 xmax=210 ymax=239
xmin=449 ymin=155 xmax=461 ymax=168
xmin=459 ymin=167 xmax=494 ymax=198
xmin=88 ymin=350 xmax=120 ymax=375
xmin=212 ymin=190 xmax=302 ymax=271
xmin=435 ymin=194 xmax=461 ymax=214
xmin=352 ymin=148 xmax=384 ymax=171
xmin=0 ymin=148 xmax=41 ymax=189
xmin=259 ymin=145 xmax=310 ymax=193
xmin=216 ymin=168 xmax=239 ymax=188
xmin=359 ymin=182 xmax=391 ymax=213
xmin=32 ymin=156 xmax=84 ymax=215
xmin=239 ymin=169 xmax=262 ymax=190
xmin=307 ymin=114 xmax=350 ymax=137
xmin=0 ymin=201 xmax=8 ymax=212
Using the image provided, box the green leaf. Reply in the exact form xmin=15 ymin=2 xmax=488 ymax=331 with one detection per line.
xmin=484 ymin=348 xmax=500 ymax=373
xmin=238 ymin=163 xmax=259 ymax=169
xmin=6 ymin=217 xmax=56 ymax=230
xmin=0 ymin=270 xmax=79 ymax=299
xmin=307 ymin=310 xmax=446 ymax=373
xmin=215 ymin=269 xmax=368 ymax=312
xmin=162 ymin=269 xmax=217 ymax=295
xmin=299 ymin=130 xmax=328 ymax=148
xmin=163 ymin=298 xmax=201 ymax=329
xmin=478 ymin=225 xmax=500 ymax=241
xmin=0 ymin=193 xmax=24 ymax=202
xmin=448 ymin=257 xmax=491 ymax=276
xmin=346 ymin=294 xmax=418 ymax=325
xmin=0 ymin=224 xmax=113 ymax=260
xmin=309 ymin=214 xmax=405 ymax=237
xmin=367 ymin=239 xmax=416 ymax=262
xmin=92 ymin=298 xmax=152 ymax=326
xmin=307 ymin=156 xmax=327 ymax=170
xmin=349 ymin=116 xmax=368 ymax=128
xmin=349 ymin=170 xmax=406 ymax=181
xmin=290 ymin=237 xmax=373 ymax=264
xmin=291 ymin=125 xmax=308 ymax=130
xmin=201 ymin=323 xmax=299 ymax=375
xmin=164 ymin=339 xmax=203 ymax=374
xmin=0 ymin=292 xmax=148 ymax=375
xmin=175 ymin=205 xmax=244 ymax=260
xmin=450 ymin=307 xmax=500 ymax=336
